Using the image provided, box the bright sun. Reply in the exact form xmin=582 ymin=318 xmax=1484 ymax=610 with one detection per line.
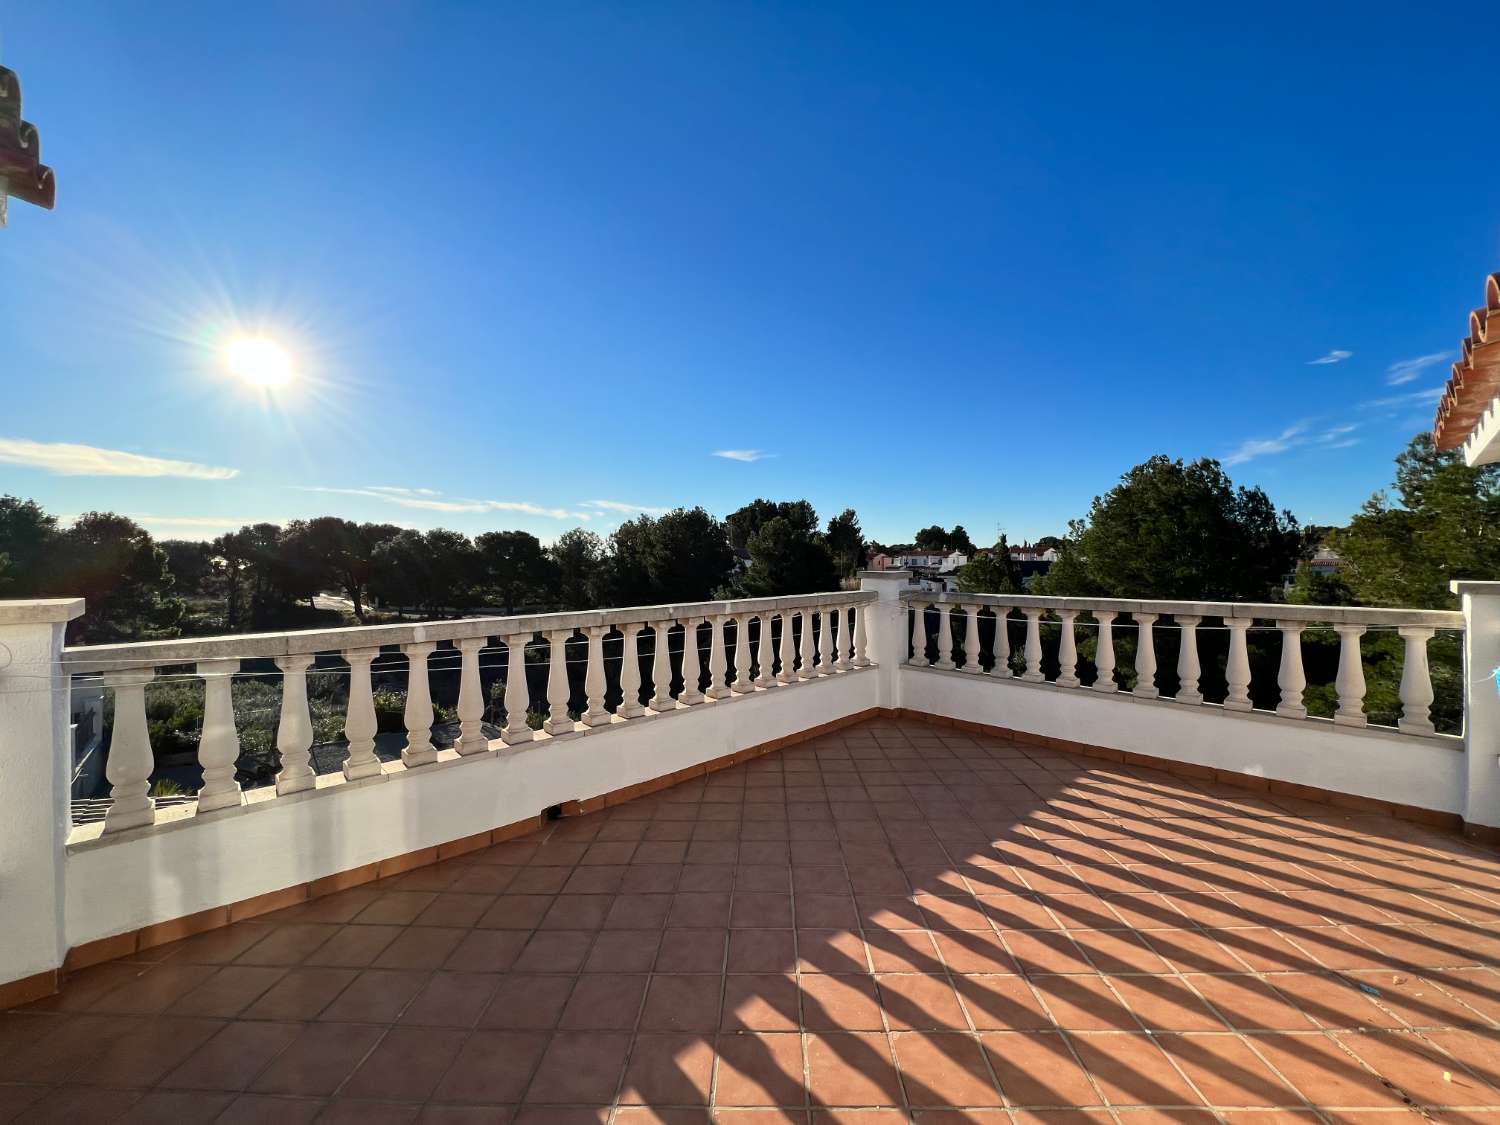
xmin=224 ymin=336 xmax=295 ymax=387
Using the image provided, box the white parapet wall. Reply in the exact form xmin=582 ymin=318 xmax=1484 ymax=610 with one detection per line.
xmin=900 ymin=664 xmax=1466 ymax=816
xmin=63 ymin=668 xmax=879 ymax=953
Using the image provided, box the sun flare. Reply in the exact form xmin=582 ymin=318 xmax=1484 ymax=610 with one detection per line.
xmin=224 ymin=336 xmax=294 ymax=387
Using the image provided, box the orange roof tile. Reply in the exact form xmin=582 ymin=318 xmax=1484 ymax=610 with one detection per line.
xmin=1434 ymin=272 xmax=1500 ymax=452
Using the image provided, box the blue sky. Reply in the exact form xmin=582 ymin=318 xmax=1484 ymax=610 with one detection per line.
xmin=1 ymin=2 xmax=1495 ymax=544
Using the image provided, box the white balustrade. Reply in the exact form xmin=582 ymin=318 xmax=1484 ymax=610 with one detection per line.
xmin=342 ymin=648 xmax=382 ymax=780
xmin=501 ymin=633 xmax=534 ymax=744
xmin=1055 ymin=610 xmax=1080 ymax=688
xmin=817 ymin=610 xmax=837 ymax=675
xmin=1275 ymin=620 xmax=1308 ymax=720
xmin=1223 ymin=618 xmax=1253 ymax=711
xmin=454 ymin=638 xmax=489 ymax=755
xmin=910 ymin=605 xmax=929 ymax=667
xmin=961 ymin=605 xmax=981 ymax=674
xmin=1021 ymin=608 xmax=1044 ymax=683
xmin=733 ymin=614 xmax=756 ymax=691
xmin=583 ymin=626 xmax=611 ymax=726
xmin=1398 ymin=625 xmax=1436 ymax=735
xmin=755 ymin=615 xmax=776 ymax=687
xmin=935 ymin=606 xmax=955 ymax=670
xmin=1133 ymin=614 xmax=1158 ymax=699
xmin=401 ymin=641 xmax=437 ymax=767
xmin=991 ymin=608 xmax=1011 ymax=677
xmin=799 ymin=609 xmax=816 ymax=680
xmin=273 ymin=654 xmax=317 ymax=793
xmin=196 ymin=659 xmax=244 ymax=811
xmin=1333 ymin=623 xmax=1367 ymax=727
xmin=618 ymin=624 xmax=645 ymax=719
xmin=838 ymin=605 xmax=854 ymax=671
xmin=1091 ymin=612 xmax=1117 ymax=693
xmin=706 ymin=616 xmax=730 ymax=700
xmin=545 ymin=629 xmax=574 ymax=734
xmin=852 ymin=605 xmax=869 ymax=667
xmin=646 ymin=622 xmax=673 ymax=711
xmin=102 ymin=667 xmax=156 ymax=832
xmin=1174 ymin=616 xmax=1202 ymax=705
xmin=778 ymin=611 xmax=796 ymax=684
xmin=679 ymin=618 xmax=705 ymax=705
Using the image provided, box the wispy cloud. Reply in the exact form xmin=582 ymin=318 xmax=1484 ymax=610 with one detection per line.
xmin=1386 ymin=351 xmax=1450 ymax=386
xmin=713 ymin=449 xmax=774 ymax=462
xmin=1223 ymin=422 xmax=1361 ymax=466
xmin=1307 ymin=349 xmax=1353 ymax=366
xmin=0 ymin=437 xmax=238 ymax=480
xmin=124 ymin=514 xmax=289 ymax=539
xmin=297 ymin=486 xmax=584 ymax=520
xmin=1359 ymin=385 xmax=1445 ymax=411
xmin=583 ymin=499 xmax=673 ymax=516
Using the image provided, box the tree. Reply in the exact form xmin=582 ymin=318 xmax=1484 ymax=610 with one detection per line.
xmin=51 ymin=513 xmax=183 ymax=643
xmin=725 ymin=499 xmax=818 ymax=551
xmin=1042 ymin=455 xmax=1301 ymax=600
xmin=914 ymin=525 xmax=951 ymax=552
xmin=160 ymin=540 xmax=214 ymax=597
xmin=1335 ymin=433 xmax=1500 ymax=608
xmin=957 ymin=536 xmax=1021 ymax=594
xmin=606 ymin=507 xmax=735 ymax=605
xmin=735 ymin=516 xmax=840 ymax=596
xmin=282 ymin=517 xmax=401 ymax=621
xmin=551 ymin=528 xmax=606 ymax=610
xmin=475 ymin=530 xmax=555 ymax=613
xmin=825 ymin=509 xmax=867 ymax=577
xmin=0 ymin=495 xmax=57 ymax=595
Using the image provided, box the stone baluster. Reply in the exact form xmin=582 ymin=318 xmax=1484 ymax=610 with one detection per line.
xmin=852 ymin=605 xmax=870 ymax=667
xmin=1223 ymin=618 xmax=1253 ymax=711
xmin=755 ymin=614 xmax=776 ymax=687
xmin=705 ymin=615 xmax=731 ymax=699
xmin=401 ymin=641 xmax=438 ymax=767
xmin=817 ymin=608 xmax=838 ymax=674
xmin=910 ymin=604 xmax=928 ymax=666
xmin=1174 ymin=616 xmax=1202 ymax=704
xmin=1021 ymin=608 xmax=1045 ymax=682
xmin=273 ymin=654 xmax=317 ymax=793
xmin=838 ymin=605 xmax=854 ymax=671
xmin=102 ymin=667 xmax=157 ymax=832
xmin=1091 ymin=612 xmax=1118 ymax=693
xmin=1275 ymin=620 xmax=1307 ymax=719
xmin=195 ymin=658 xmax=244 ymax=811
xmin=778 ymin=611 xmax=796 ymax=684
xmin=733 ymin=614 xmax=757 ymax=691
xmin=935 ymin=605 xmax=956 ymax=670
xmin=991 ymin=608 xmax=1012 ymax=677
xmin=1398 ymin=625 xmax=1436 ymax=734
xmin=545 ymin=629 xmax=574 ymax=734
xmin=342 ymin=648 xmax=382 ymax=779
xmin=583 ymin=625 xmax=611 ymax=725
xmin=1333 ymin=623 xmax=1367 ymax=727
xmin=799 ymin=609 xmax=817 ymax=680
xmin=501 ymin=633 xmax=534 ymax=744
xmin=1133 ymin=614 xmax=1158 ymax=699
xmin=1055 ymin=611 xmax=1080 ymax=688
xmin=960 ymin=605 xmax=981 ymax=673
xmin=618 ymin=623 xmax=645 ymax=719
xmin=455 ymin=638 xmax=489 ymax=755
xmin=679 ymin=618 xmax=705 ymax=705
xmin=650 ymin=621 xmax=675 ymax=711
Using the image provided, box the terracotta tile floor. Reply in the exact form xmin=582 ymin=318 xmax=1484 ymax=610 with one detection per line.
xmin=8 ymin=716 xmax=1500 ymax=1123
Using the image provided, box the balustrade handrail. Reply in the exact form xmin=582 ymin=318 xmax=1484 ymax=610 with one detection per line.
xmin=62 ymin=589 xmax=875 ymax=672
xmin=902 ymin=590 xmax=1463 ymax=630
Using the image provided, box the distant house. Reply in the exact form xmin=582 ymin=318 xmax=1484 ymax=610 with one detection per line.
xmin=1306 ymin=545 xmax=1343 ymax=577
xmin=1008 ymin=540 xmax=1058 ymax=564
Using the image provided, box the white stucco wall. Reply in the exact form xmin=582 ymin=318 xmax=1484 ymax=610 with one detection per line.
xmin=64 ymin=670 xmax=879 ymax=950
xmin=900 ymin=665 xmax=1465 ymax=815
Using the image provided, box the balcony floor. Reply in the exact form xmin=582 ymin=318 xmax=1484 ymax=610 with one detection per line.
xmin=7 ymin=715 xmax=1500 ymax=1122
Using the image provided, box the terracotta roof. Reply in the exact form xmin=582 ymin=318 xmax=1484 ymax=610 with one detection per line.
xmin=0 ymin=66 xmax=56 ymax=212
xmin=1433 ymin=272 xmax=1500 ymax=452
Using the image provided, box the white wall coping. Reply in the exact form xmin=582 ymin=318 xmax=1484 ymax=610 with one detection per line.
xmin=0 ymin=598 xmax=85 ymax=625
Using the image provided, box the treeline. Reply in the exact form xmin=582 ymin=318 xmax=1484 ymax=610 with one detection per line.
xmin=0 ymin=496 xmax=870 ymax=643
